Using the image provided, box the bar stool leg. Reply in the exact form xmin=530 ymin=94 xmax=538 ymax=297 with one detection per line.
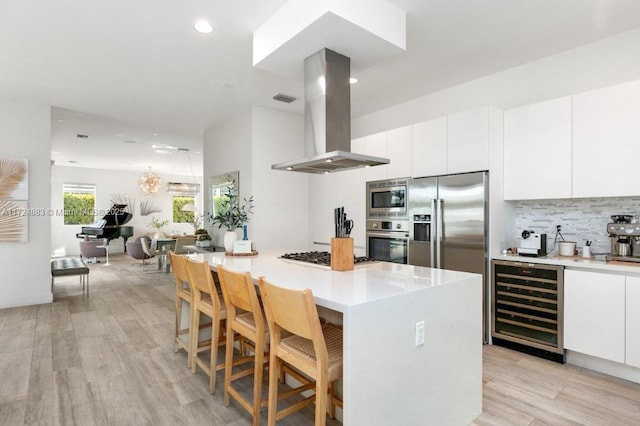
xmin=208 ymin=318 xmax=221 ymax=394
xmin=252 ymin=348 xmax=264 ymax=426
xmin=267 ymin=352 xmax=281 ymax=426
xmin=223 ymin=324 xmax=234 ymax=407
xmin=315 ymin=375 xmax=328 ymax=426
xmin=191 ymin=308 xmax=200 ymax=373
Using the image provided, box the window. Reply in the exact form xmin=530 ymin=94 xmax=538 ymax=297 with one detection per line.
xmin=63 ymin=183 xmax=96 ymax=225
xmin=173 ymin=195 xmax=195 ymax=223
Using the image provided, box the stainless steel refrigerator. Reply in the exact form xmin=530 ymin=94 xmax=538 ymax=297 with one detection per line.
xmin=408 ymin=171 xmax=488 ymax=340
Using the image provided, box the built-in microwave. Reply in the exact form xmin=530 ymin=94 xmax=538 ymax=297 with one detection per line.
xmin=366 ymin=178 xmax=409 ymax=218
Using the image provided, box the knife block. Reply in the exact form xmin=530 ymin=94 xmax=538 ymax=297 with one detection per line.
xmin=331 ymin=237 xmax=354 ymax=271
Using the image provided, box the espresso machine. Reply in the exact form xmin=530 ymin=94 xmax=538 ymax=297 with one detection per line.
xmin=606 ymin=215 xmax=640 ymax=263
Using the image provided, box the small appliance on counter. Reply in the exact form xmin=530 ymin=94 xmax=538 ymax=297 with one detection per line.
xmin=518 ymin=230 xmax=547 ymax=257
xmin=606 ymin=214 xmax=640 ymax=263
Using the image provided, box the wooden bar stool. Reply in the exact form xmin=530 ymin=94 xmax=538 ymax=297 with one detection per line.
xmin=258 ymin=277 xmax=343 ymax=426
xmin=217 ymin=264 xmax=268 ymax=426
xmin=168 ymin=252 xmax=195 ymax=367
xmin=185 ymin=258 xmax=227 ymax=394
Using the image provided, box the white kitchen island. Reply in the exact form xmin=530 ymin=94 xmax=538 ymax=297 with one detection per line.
xmin=191 ymin=250 xmax=482 ymax=425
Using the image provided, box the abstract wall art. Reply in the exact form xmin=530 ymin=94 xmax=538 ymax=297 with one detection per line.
xmin=0 ymin=158 xmax=29 ymax=242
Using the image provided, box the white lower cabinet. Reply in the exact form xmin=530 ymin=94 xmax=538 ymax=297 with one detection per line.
xmin=564 ymin=269 xmax=626 ymax=363
xmin=627 ymin=276 xmax=640 ymax=368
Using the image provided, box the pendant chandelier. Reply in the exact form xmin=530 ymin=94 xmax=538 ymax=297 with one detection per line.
xmin=139 ymin=167 xmax=162 ymax=194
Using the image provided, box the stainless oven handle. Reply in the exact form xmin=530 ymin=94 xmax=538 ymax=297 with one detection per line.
xmin=366 ymin=231 xmax=409 ymax=240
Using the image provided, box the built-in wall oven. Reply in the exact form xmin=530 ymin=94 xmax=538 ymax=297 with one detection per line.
xmin=366 ymin=178 xmax=409 ymax=218
xmin=366 ymin=219 xmax=409 ymax=264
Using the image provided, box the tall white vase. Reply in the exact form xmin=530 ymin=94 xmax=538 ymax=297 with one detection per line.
xmin=223 ymin=230 xmax=238 ymax=253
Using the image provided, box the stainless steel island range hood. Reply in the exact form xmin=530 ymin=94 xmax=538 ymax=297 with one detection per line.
xmin=271 ymin=48 xmax=389 ymax=174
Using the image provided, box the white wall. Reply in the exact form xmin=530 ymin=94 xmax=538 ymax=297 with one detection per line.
xmin=202 ymin=106 xmax=308 ymax=251
xmin=353 ymin=28 xmax=640 ymax=137
xmin=51 ymin=166 xmax=203 ymax=256
xmin=203 ymin=108 xmax=254 ymax=247
xmin=251 ymin=106 xmax=308 ymax=251
xmin=0 ymin=99 xmax=52 ymax=309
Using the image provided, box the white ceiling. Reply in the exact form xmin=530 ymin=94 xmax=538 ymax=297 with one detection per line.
xmin=3 ymin=0 xmax=640 ymax=175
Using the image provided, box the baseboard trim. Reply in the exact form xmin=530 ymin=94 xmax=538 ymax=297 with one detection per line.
xmin=0 ymin=292 xmax=53 ymax=309
xmin=567 ymin=350 xmax=640 ymax=384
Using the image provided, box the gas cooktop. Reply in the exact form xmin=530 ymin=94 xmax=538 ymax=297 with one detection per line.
xmin=280 ymin=251 xmax=371 ymax=267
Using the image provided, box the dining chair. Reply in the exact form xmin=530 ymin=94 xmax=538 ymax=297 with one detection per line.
xmin=140 ymin=238 xmax=160 ymax=271
xmin=216 ymin=264 xmax=269 ymax=426
xmin=258 ymin=277 xmax=343 ymax=426
xmin=185 ymin=257 xmax=227 ymax=394
xmin=173 ymin=236 xmax=197 ymax=254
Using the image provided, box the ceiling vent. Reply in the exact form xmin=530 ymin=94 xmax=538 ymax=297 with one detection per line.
xmin=272 ymin=93 xmax=296 ymax=103
xmin=76 ymin=134 xmax=89 ymax=139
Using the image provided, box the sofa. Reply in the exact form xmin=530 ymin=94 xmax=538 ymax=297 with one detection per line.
xmin=79 ymin=239 xmax=107 ymax=263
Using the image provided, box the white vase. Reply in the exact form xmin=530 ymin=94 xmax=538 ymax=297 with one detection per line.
xmin=153 ymin=230 xmax=165 ymax=239
xmin=223 ymin=230 xmax=238 ymax=253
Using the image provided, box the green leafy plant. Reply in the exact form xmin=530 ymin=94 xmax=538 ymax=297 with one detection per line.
xmin=189 ymin=213 xmax=203 ymax=231
xmin=194 ymin=229 xmax=210 ymax=241
xmin=148 ymin=216 xmax=169 ymax=230
xmin=207 ymin=186 xmax=254 ymax=231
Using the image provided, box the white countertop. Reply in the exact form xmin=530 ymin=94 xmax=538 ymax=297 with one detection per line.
xmin=190 ymin=250 xmax=480 ymax=312
xmin=493 ymin=253 xmax=640 ymax=275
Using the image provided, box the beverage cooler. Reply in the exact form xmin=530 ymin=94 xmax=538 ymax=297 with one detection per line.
xmin=491 ymin=259 xmax=565 ymax=363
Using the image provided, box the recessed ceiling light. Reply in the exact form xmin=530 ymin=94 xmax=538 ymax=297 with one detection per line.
xmin=56 ymin=119 xmax=64 ymax=123
xmin=222 ymin=83 xmax=234 ymax=89
xmin=154 ymin=149 xmax=170 ymax=154
xmin=194 ymin=20 xmax=213 ymax=34
xmin=152 ymin=133 xmax=158 ymax=137
xmin=349 ymin=77 xmax=358 ymax=84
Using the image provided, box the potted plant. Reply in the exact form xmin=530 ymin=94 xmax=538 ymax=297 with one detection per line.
xmin=148 ymin=216 xmax=169 ymax=239
xmin=207 ymin=186 xmax=254 ymax=252
xmin=195 ymin=228 xmax=211 ymax=247
xmin=189 ymin=213 xmax=203 ymax=234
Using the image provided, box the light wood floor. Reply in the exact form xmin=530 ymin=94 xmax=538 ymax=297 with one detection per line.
xmin=1 ymin=253 xmax=640 ymax=425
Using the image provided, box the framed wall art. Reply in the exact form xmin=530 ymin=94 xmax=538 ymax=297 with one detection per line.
xmin=0 ymin=158 xmax=28 ymax=242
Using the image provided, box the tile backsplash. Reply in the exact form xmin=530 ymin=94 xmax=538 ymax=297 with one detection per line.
xmin=514 ymin=197 xmax=640 ymax=255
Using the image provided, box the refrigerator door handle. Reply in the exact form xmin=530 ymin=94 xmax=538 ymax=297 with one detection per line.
xmin=430 ymin=199 xmax=436 ymax=267
xmin=435 ymin=198 xmax=443 ymax=268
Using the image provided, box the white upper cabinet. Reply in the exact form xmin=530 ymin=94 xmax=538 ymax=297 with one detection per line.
xmin=386 ymin=126 xmax=412 ymax=179
xmin=627 ymin=276 xmax=640 ymax=369
xmin=411 ymin=117 xmax=447 ymax=178
xmin=573 ymin=79 xmax=640 ymax=198
xmin=504 ymin=97 xmax=572 ymax=200
xmin=353 ymin=131 xmax=388 ymax=182
xmin=447 ymin=107 xmax=490 ymax=174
